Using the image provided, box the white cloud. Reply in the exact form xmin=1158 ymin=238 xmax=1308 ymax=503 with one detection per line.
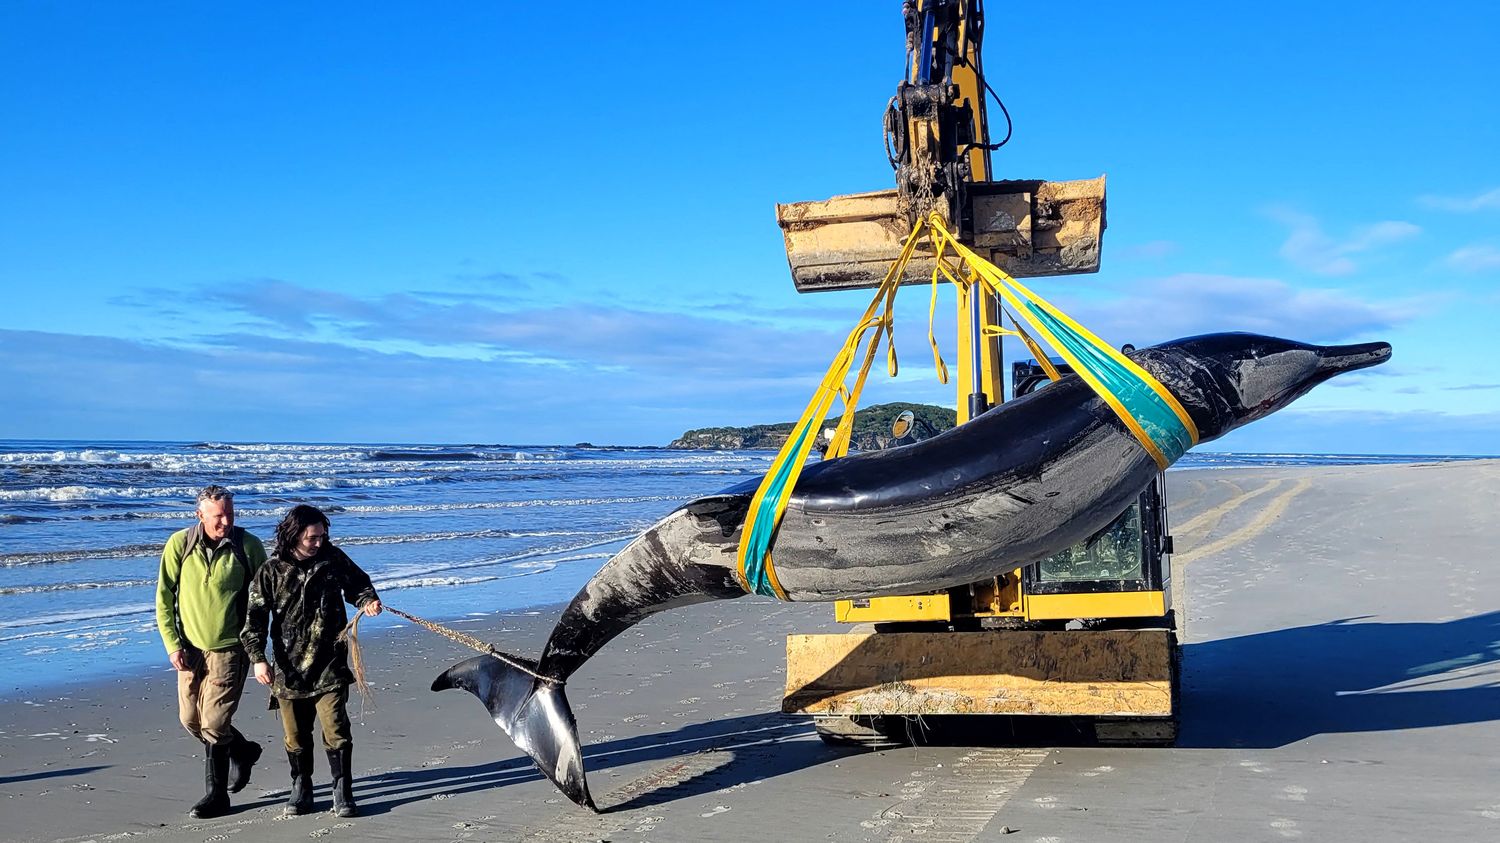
xmin=1418 ymin=187 xmax=1500 ymax=212
xmin=1045 ymin=274 xmax=1416 ymax=347
xmin=1444 ymin=245 xmax=1500 ymax=273
xmin=1267 ymin=207 xmax=1420 ymax=276
xmin=0 ymin=327 xmax=833 ymax=444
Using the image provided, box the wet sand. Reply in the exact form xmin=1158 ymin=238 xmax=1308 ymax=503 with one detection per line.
xmin=3 ymin=459 xmax=1498 ymax=842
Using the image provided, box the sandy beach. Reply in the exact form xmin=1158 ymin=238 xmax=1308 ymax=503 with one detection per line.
xmin=3 ymin=459 xmax=1498 ymax=842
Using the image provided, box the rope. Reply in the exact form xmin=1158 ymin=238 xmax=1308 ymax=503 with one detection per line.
xmin=342 ymin=611 xmax=375 ymax=707
xmin=339 ymin=605 xmax=559 ymax=699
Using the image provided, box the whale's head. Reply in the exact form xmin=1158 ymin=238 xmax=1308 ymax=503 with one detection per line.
xmin=1138 ymin=332 xmax=1392 ymax=443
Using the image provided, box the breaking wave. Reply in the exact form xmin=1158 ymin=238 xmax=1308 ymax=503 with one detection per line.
xmin=0 ymin=475 xmax=442 ymax=503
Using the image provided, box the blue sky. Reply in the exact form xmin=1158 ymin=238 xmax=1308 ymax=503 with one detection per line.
xmin=2 ymin=2 xmax=1497 ymax=454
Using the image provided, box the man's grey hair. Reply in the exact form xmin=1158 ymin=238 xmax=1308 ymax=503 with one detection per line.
xmin=196 ymin=485 xmax=234 ymax=505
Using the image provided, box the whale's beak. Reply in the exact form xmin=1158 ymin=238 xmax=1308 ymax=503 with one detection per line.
xmin=1315 ymin=341 xmax=1392 ymax=377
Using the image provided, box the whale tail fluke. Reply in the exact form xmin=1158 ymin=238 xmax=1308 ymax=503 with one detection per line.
xmin=432 ymin=654 xmax=596 ymax=811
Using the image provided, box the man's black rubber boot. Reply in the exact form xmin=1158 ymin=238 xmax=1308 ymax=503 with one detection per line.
xmin=188 ymin=742 xmax=232 ymax=819
xmin=284 ymin=749 xmax=314 ymax=816
xmin=326 ymin=745 xmax=357 ymax=818
xmin=227 ymin=733 xmax=262 ymax=794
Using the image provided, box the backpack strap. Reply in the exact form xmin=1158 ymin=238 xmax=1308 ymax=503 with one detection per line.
xmin=227 ymin=525 xmax=251 ymax=571
xmin=180 ymin=523 xmax=203 ymax=562
xmin=182 ymin=524 xmax=255 ymax=625
xmin=229 ymin=526 xmax=253 ymax=625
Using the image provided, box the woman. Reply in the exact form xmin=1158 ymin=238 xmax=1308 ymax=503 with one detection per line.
xmin=241 ymin=504 xmax=381 ymax=817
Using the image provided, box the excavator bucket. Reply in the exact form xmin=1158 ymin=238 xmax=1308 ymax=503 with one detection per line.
xmin=777 ymin=176 xmax=1106 ymax=292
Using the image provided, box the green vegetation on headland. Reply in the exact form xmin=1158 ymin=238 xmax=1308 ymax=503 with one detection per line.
xmin=669 ymin=402 xmax=957 ymax=450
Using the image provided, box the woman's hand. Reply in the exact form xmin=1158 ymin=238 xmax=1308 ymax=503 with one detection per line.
xmin=362 ymin=599 xmax=383 ymax=617
xmin=254 ymin=661 xmax=273 ymax=686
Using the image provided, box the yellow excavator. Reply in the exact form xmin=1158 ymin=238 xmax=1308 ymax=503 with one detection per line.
xmin=778 ymin=0 xmax=1178 ymax=746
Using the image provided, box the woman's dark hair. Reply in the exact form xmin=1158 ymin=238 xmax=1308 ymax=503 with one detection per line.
xmin=274 ymin=504 xmax=331 ymax=560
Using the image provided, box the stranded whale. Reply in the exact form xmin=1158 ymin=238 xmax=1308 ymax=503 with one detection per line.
xmin=434 ymin=332 xmax=1391 ymax=809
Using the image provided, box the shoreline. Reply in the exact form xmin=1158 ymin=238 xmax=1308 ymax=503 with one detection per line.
xmin=3 ymin=459 xmax=1499 ymax=841
xmin=7 ymin=457 xmax=1496 ymax=702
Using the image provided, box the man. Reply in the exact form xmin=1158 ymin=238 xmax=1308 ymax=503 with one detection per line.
xmin=155 ymin=485 xmax=268 ymax=819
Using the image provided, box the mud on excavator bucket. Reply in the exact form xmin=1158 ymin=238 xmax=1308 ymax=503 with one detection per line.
xmin=777 ymin=176 xmax=1106 ymax=292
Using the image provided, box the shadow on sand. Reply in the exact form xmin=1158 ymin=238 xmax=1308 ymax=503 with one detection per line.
xmin=350 ymin=610 xmax=1500 ymax=812
xmin=1178 ymin=609 xmax=1500 ymax=747
xmin=0 ymin=764 xmax=110 ymax=785
xmin=354 ymin=711 xmax=840 ymax=814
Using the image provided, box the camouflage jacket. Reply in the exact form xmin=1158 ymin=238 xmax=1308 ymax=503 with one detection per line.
xmin=241 ymin=544 xmax=378 ymax=699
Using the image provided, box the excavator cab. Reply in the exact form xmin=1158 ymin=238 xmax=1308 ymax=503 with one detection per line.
xmin=1013 ymin=359 xmax=1173 ymax=608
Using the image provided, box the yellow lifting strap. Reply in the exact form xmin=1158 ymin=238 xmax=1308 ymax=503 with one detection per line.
xmin=734 ymin=218 xmax=925 ymax=599
xmin=924 ymin=214 xmax=1199 ymax=468
xmin=736 ymin=214 xmax=1199 ymax=600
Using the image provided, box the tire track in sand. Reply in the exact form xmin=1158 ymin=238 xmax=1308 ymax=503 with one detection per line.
xmin=1171 ymin=478 xmax=1285 ymax=544
xmin=860 ymin=747 xmax=1048 ymax=841
xmin=1170 ymin=477 xmax=1312 ymax=635
xmin=1174 ymin=477 xmax=1311 ymax=567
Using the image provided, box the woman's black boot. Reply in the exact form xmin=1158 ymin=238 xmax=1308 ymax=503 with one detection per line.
xmin=326 ymin=745 xmax=357 ymax=818
xmin=283 ymin=749 xmax=314 ymax=816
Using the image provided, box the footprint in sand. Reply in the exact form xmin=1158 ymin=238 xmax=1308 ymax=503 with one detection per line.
xmin=1270 ymin=817 xmax=1302 ymax=838
xmin=700 ymin=805 xmax=731 ymax=818
xmin=1281 ymin=785 xmax=1308 ymax=802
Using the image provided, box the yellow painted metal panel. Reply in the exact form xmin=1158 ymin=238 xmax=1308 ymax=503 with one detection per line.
xmin=1024 ymin=590 xmax=1166 ymax=621
xmin=951 ymin=40 xmax=989 ymax=183
xmin=834 ymin=592 xmax=952 ymax=623
xmin=784 ymin=629 xmax=1175 ymax=716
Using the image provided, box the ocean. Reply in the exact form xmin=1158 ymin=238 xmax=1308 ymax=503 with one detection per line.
xmin=0 ymin=439 xmax=1485 ymax=696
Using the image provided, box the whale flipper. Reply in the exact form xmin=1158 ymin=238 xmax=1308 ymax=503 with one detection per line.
xmin=432 ymin=655 xmax=595 ymax=811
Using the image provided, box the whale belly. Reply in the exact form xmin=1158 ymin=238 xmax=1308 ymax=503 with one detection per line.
xmin=769 ymin=424 xmax=1157 ymax=601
